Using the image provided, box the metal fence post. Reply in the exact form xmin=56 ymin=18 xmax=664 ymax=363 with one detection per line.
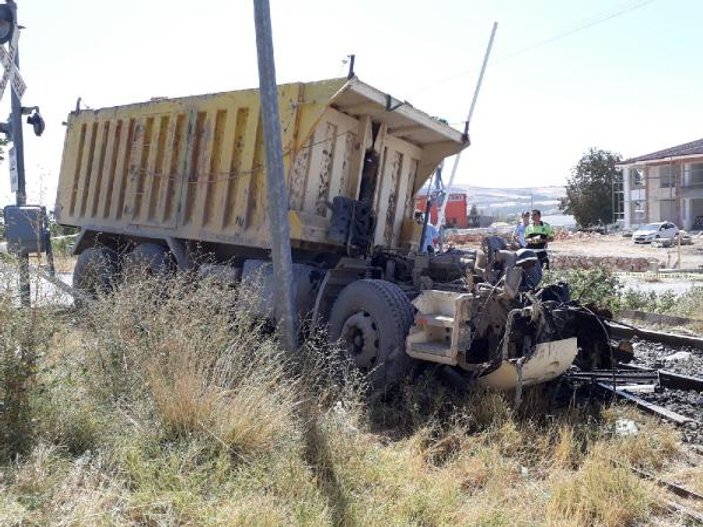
xmin=253 ymin=0 xmax=297 ymax=352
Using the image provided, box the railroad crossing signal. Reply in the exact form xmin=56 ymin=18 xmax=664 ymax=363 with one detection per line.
xmin=0 ymin=4 xmax=14 ymax=44
xmin=0 ymin=16 xmax=24 ymax=101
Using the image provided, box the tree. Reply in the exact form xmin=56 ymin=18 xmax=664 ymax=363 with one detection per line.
xmin=561 ymin=148 xmax=622 ymax=227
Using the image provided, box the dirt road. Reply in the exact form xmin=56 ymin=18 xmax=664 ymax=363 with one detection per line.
xmin=553 ymin=233 xmax=703 ymax=270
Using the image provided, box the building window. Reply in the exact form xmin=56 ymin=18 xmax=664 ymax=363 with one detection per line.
xmin=660 ymin=199 xmax=676 ymax=223
xmin=690 ymin=163 xmax=703 ymax=185
xmin=659 ymin=165 xmax=680 ymax=188
xmin=633 ymin=210 xmax=645 ymax=225
xmin=631 ymin=168 xmax=644 ymax=187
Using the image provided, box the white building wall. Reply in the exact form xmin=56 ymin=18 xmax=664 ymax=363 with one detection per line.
xmin=682 ymin=199 xmax=690 ymax=230
xmin=622 ymin=155 xmax=703 ymax=230
xmin=623 ymin=166 xmax=631 ymax=228
xmin=627 ymin=167 xmax=646 ymax=228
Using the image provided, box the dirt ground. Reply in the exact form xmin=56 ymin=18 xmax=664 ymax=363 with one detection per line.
xmin=454 ymin=232 xmax=703 ymax=270
xmin=452 ymin=232 xmax=703 ymax=295
xmin=552 ymin=233 xmax=703 ymax=270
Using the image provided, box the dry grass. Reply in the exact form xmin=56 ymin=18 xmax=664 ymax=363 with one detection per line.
xmin=0 ymin=269 xmax=699 ymax=526
xmin=546 ymin=449 xmax=653 ymax=526
xmin=50 ymin=254 xmax=76 ymax=274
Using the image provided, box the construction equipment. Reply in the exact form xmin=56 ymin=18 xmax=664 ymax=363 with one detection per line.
xmin=55 ymin=76 xmax=614 ymax=392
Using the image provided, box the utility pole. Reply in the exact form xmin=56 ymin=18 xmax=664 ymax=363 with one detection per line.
xmin=0 ymin=0 xmax=29 ymax=304
xmin=7 ymin=1 xmax=23 ymax=206
xmin=9 ymin=1 xmax=28 ymax=305
xmin=0 ymin=1 xmax=47 ymax=306
xmin=253 ymin=0 xmax=297 ymax=352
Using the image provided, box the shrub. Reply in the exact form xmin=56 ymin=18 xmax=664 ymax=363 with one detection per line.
xmin=671 ymin=286 xmax=703 ymax=320
xmin=543 ymin=267 xmax=623 ymax=312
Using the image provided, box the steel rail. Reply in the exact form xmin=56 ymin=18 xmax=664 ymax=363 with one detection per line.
xmin=568 ymin=370 xmax=659 ymax=382
xmin=607 ymin=459 xmax=703 ymax=524
xmin=620 ymin=363 xmax=703 ymax=392
xmin=632 ymin=465 xmax=703 ymax=502
xmin=606 ymin=321 xmax=703 ymax=351
xmin=595 ymin=382 xmax=695 ymax=426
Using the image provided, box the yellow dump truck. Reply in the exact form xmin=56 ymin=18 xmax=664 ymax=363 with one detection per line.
xmin=56 ymin=77 xmax=616 ymax=391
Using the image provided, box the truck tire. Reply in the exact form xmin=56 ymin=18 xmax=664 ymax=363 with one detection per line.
xmin=73 ymin=247 xmax=119 ymax=305
xmin=124 ymin=243 xmax=174 ymax=275
xmin=329 ymin=279 xmax=415 ymax=392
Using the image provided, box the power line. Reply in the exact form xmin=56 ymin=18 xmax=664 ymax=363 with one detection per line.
xmin=496 ymin=0 xmax=655 ymax=63
xmin=406 ymin=0 xmax=655 ymax=98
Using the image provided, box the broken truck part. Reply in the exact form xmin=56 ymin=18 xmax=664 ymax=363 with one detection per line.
xmin=55 ymin=76 xmax=615 ymax=391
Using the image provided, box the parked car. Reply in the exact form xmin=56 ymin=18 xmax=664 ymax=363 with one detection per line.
xmin=632 ymin=222 xmax=679 ymax=244
xmin=675 ymin=230 xmax=693 ymax=245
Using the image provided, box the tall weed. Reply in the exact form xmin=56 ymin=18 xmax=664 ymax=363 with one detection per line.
xmin=0 ymin=269 xmax=61 ymax=458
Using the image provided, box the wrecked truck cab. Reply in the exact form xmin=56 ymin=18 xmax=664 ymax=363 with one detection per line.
xmin=401 ymin=238 xmax=614 ymax=390
xmin=407 ymin=287 xmax=581 ymax=391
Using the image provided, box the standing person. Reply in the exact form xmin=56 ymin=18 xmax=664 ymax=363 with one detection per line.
xmin=415 ymin=211 xmax=439 ymax=254
xmin=525 ymin=209 xmax=553 ymax=269
xmin=423 ymin=220 xmax=439 ymax=254
xmin=512 ymin=210 xmax=531 ymax=248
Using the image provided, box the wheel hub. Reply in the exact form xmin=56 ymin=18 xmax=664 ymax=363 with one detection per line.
xmin=340 ymin=311 xmax=379 ymax=370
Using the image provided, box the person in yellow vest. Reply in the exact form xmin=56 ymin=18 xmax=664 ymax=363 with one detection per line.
xmin=525 ymin=209 xmax=554 ymax=269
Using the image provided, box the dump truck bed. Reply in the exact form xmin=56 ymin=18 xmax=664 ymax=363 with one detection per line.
xmin=56 ymin=77 xmax=466 ymax=252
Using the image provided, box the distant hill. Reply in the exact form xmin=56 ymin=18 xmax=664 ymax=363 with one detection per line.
xmin=452 ymin=184 xmax=566 ymax=217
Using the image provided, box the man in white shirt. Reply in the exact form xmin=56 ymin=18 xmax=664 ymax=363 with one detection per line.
xmin=415 ymin=210 xmax=439 ymax=253
xmin=512 ymin=211 xmax=530 ymax=248
xmin=423 ymin=221 xmax=439 ymax=254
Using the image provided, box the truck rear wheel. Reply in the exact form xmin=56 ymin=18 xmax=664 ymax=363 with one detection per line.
xmin=73 ymin=247 xmax=120 ymax=305
xmin=328 ymin=279 xmax=415 ymax=392
xmin=124 ymin=243 xmax=174 ymax=275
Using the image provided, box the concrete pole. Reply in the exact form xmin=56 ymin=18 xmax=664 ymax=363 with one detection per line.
xmin=253 ymin=0 xmax=297 ymax=352
xmin=7 ymin=0 xmax=29 ymax=305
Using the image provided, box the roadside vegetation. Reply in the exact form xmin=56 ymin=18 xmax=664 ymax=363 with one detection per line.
xmin=0 ymin=268 xmax=701 ymax=526
xmin=545 ymin=267 xmax=703 ymax=322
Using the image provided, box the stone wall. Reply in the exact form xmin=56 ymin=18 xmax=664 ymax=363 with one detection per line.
xmin=550 ymin=254 xmax=653 ymax=272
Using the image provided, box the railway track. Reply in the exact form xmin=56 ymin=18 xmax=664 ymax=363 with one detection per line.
xmin=566 ymin=326 xmax=703 ymax=443
xmin=543 ymin=322 xmax=703 ymax=521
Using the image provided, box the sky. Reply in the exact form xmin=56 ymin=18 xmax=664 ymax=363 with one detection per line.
xmin=1 ymin=0 xmax=702 ymax=207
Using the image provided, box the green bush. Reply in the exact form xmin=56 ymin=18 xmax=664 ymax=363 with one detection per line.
xmin=50 ymin=234 xmax=79 ymax=257
xmin=675 ymin=287 xmax=703 ymax=319
xmin=543 ymin=268 xmax=623 ymax=312
xmin=619 ymin=288 xmax=678 ymax=314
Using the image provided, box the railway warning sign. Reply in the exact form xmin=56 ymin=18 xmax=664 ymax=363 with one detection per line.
xmin=0 ymin=24 xmax=25 ymax=101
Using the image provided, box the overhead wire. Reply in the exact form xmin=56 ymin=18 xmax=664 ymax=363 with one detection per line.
xmin=495 ymin=0 xmax=656 ymax=63
xmin=405 ymin=0 xmax=656 ymax=99
xmin=74 ymin=2 xmax=659 ymax=199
